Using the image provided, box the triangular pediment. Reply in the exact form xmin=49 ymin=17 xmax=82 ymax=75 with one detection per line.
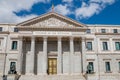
xmin=17 ymin=12 xmax=86 ymax=28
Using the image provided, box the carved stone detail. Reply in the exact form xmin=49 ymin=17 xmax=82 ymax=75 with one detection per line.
xmin=32 ymin=17 xmax=75 ymax=27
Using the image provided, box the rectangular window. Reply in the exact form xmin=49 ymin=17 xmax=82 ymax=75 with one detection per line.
xmin=101 ymin=29 xmax=106 ymax=33
xmin=105 ymin=62 xmax=111 ymax=72
xmin=11 ymin=41 xmax=17 ymax=50
xmin=89 ymin=62 xmax=94 ymax=72
xmin=119 ymin=62 xmax=120 ymax=71
xmin=103 ymin=42 xmax=108 ymax=50
xmin=0 ymin=27 xmax=3 ymax=31
xmin=115 ymin=42 xmax=120 ymax=50
xmin=86 ymin=29 xmax=91 ymax=34
xmin=113 ymin=29 xmax=118 ymax=33
xmin=14 ymin=28 xmax=18 ymax=32
xmin=87 ymin=42 xmax=92 ymax=50
xmin=0 ymin=40 xmax=1 ymax=46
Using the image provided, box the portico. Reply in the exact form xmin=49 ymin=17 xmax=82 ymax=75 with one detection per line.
xmin=18 ymin=35 xmax=86 ymax=75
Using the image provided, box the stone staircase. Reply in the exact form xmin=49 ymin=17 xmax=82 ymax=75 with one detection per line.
xmin=19 ymin=75 xmax=86 ymax=80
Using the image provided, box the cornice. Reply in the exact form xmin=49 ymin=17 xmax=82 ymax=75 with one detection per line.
xmin=0 ymin=23 xmax=16 ymax=26
xmin=87 ymin=24 xmax=120 ymax=27
xmin=95 ymin=33 xmax=120 ymax=35
xmin=16 ymin=12 xmax=87 ymax=27
xmin=17 ymin=26 xmax=87 ymax=32
xmin=0 ymin=31 xmax=9 ymax=34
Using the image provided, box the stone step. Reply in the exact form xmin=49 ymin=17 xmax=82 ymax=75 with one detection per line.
xmin=19 ymin=75 xmax=86 ymax=80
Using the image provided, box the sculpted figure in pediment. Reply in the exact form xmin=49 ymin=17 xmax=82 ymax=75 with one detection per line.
xmin=33 ymin=17 xmax=74 ymax=27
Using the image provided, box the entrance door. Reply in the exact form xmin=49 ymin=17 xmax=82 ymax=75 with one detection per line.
xmin=48 ymin=58 xmax=57 ymax=75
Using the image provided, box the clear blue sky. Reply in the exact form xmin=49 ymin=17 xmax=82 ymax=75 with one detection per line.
xmin=0 ymin=0 xmax=120 ymax=25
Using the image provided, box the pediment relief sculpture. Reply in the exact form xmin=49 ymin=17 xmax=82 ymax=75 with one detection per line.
xmin=32 ymin=17 xmax=75 ymax=27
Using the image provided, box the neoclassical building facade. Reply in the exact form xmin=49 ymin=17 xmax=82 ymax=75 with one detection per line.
xmin=0 ymin=12 xmax=120 ymax=80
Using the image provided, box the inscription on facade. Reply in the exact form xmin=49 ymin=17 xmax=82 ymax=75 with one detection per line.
xmin=33 ymin=31 xmax=83 ymax=36
xmin=34 ymin=31 xmax=72 ymax=36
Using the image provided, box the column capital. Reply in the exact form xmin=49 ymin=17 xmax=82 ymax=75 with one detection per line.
xmin=57 ymin=36 xmax=62 ymax=40
xmin=18 ymin=36 xmax=23 ymax=39
xmin=31 ymin=36 xmax=35 ymax=39
xmin=81 ymin=37 xmax=86 ymax=41
xmin=110 ymin=37 xmax=113 ymax=40
xmin=43 ymin=36 xmax=48 ymax=39
xmin=69 ymin=37 xmax=74 ymax=40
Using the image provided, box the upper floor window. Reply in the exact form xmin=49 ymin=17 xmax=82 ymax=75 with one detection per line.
xmin=14 ymin=28 xmax=18 ymax=32
xmin=11 ymin=41 xmax=17 ymax=50
xmin=86 ymin=29 xmax=91 ymax=34
xmin=86 ymin=42 xmax=92 ymax=50
xmin=103 ymin=42 xmax=108 ymax=50
xmin=0 ymin=27 xmax=3 ymax=31
xmin=101 ymin=29 xmax=106 ymax=33
xmin=113 ymin=29 xmax=118 ymax=33
xmin=105 ymin=62 xmax=111 ymax=72
xmin=87 ymin=62 xmax=94 ymax=73
xmin=115 ymin=42 xmax=120 ymax=50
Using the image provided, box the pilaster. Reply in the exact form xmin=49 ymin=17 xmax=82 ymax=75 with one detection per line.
xmin=81 ymin=37 xmax=86 ymax=74
xmin=110 ymin=38 xmax=113 ymax=52
xmin=26 ymin=36 xmax=35 ymax=75
xmin=17 ymin=36 xmax=23 ymax=75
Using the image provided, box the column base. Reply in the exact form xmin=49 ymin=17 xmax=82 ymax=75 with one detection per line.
xmin=37 ymin=73 xmax=47 ymax=75
xmin=25 ymin=73 xmax=35 ymax=75
xmin=82 ymin=72 xmax=86 ymax=76
xmin=57 ymin=73 xmax=63 ymax=75
xmin=17 ymin=73 xmax=22 ymax=75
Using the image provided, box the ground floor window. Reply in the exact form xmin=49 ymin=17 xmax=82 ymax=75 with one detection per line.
xmin=119 ymin=62 xmax=120 ymax=71
xmin=105 ymin=62 xmax=111 ymax=72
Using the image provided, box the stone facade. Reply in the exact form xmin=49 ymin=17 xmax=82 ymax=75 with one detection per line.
xmin=0 ymin=12 xmax=120 ymax=80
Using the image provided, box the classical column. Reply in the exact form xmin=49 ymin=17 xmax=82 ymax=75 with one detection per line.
xmin=81 ymin=37 xmax=86 ymax=74
xmin=70 ymin=37 xmax=74 ymax=74
xmin=26 ymin=37 xmax=35 ymax=75
xmin=43 ymin=37 xmax=47 ymax=75
xmin=57 ymin=37 xmax=62 ymax=74
xmin=17 ymin=36 xmax=23 ymax=74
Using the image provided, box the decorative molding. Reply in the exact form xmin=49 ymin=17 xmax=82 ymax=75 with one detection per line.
xmin=103 ymin=59 xmax=111 ymax=61
xmin=87 ymin=59 xmax=95 ymax=61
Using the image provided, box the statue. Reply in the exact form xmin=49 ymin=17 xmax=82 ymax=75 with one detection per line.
xmin=87 ymin=64 xmax=93 ymax=74
xmin=8 ymin=62 xmax=17 ymax=74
